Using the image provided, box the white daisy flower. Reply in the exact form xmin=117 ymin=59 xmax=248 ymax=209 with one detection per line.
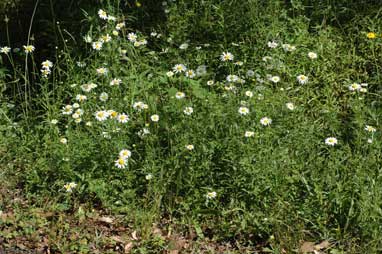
xmin=245 ymin=91 xmax=253 ymax=98
xmin=63 ymin=182 xmax=77 ymax=192
xmin=238 ymin=106 xmax=249 ymax=115
xmin=116 ymin=22 xmax=125 ymax=30
xmin=81 ymin=83 xmax=97 ymax=92
xmin=41 ymin=60 xmax=53 ymax=69
xmin=270 ymin=76 xmax=280 ymax=83
xmin=166 ymin=71 xmax=174 ymax=77
xmin=207 ymin=80 xmax=214 ymax=86
xmin=23 ymin=45 xmax=35 ymax=53
xmin=183 ymin=107 xmax=194 ymax=115
xmin=127 ymin=32 xmax=138 ymax=42
xmin=61 ymin=105 xmax=73 ymax=115
xmin=96 ymin=67 xmax=108 ymax=75
xmin=220 ymin=52 xmax=234 ymax=61
xmin=286 ymin=102 xmax=295 ymax=110
xmin=226 ymin=74 xmax=239 ymax=83
xmin=76 ymin=94 xmax=87 ymax=102
xmin=179 ymin=43 xmax=189 ymax=49
xmin=297 ymin=75 xmax=308 ymax=84
xmin=99 ymin=92 xmax=109 ymax=102
xmin=151 ymin=114 xmax=159 ymax=122
xmin=173 ymin=64 xmax=187 ymax=73
xmin=260 ymin=117 xmax=272 ymax=126
xmin=206 ymin=191 xmax=217 ymax=199
xmin=119 ymin=149 xmax=132 ymax=159
xmin=185 ymin=144 xmax=194 ymax=151
xmin=175 ymin=91 xmax=185 ymax=99
xmin=244 ymin=131 xmax=255 ymax=137
xmin=95 ymin=110 xmax=109 ymax=121
xmin=145 ymin=174 xmax=153 ymax=180
xmin=110 ymin=78 xmax=122 ymax=86
xmin=115 ymin=157 xmax=127 ymax=169
xmin=185 ymin=69 xmax=196 ymax=78
xmin=98 ymin=9 xmax=108 ymax=20
xmin=100 ymin=34 xmax=112 ymax=43
xmin=348 ymin=83 xmax=361 ymax=91
xmin=308 ymin=52 xmax=317 ymax=59
xmin=365 ymin=125 xmax=376 ymax=133
xmin=117 ymin=113 xmax=129 ymax=123
xmin=0 ymin=46 xmax=11 ymax=54
xmin=60 ymin=137 xmax=68 ymax=144
xmin=92 ymin=41 xmax=103 ymax=51
xmin=325 ymin=137 xmax=338 ymax=146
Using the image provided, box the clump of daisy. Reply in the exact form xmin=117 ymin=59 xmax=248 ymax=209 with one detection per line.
xmin=63 ymin=182 xmax=77 ymax=193
xmin=220 ymin=52 xmax=234 ymax=61
xmin=260 ymin=117 xmax=272 ymax=126
xmin=133 ymin=101 xmax=148 ymax=112
xmin=325 ymin=137 xmax=338 ymax=146
xmin=238 ymin=106 xmax=249 ymax=115
xmin=282 ymin=44 xmax=296 ymax=52
xmin=297 ymin=75 xmax=308 ymax=84
xmin=226 ymin=74 xmax=239 ymax=83
xmin=267 ymin=41 xmax=278 ymax=48
xmin=81 ymin=83 xmax=97 ymax=92
xmin=40 ymin=59 xmax=53 ymax=78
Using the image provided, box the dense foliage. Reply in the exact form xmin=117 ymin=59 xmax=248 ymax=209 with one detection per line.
xmin=0 ymin=0 xmax=381 ymax=253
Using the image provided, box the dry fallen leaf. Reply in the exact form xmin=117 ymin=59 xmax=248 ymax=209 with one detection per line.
xmin=124 ymin=242 xmax=133 ymax=253
xmin=300 ymin=241 xmax=315 ymax=253
xmin=314 ymin=240 xmax=330 ymax=250
xmin=111 ymin=235 xmax=124 ymax=243
xmin=99 ymin=216 xmax=114 ymax=224
xmin=131 ymin=230 xmax=139 ymax=240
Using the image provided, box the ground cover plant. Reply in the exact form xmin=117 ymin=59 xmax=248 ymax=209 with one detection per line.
xmin=0 ymin=0 xmax=381 ymax=253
